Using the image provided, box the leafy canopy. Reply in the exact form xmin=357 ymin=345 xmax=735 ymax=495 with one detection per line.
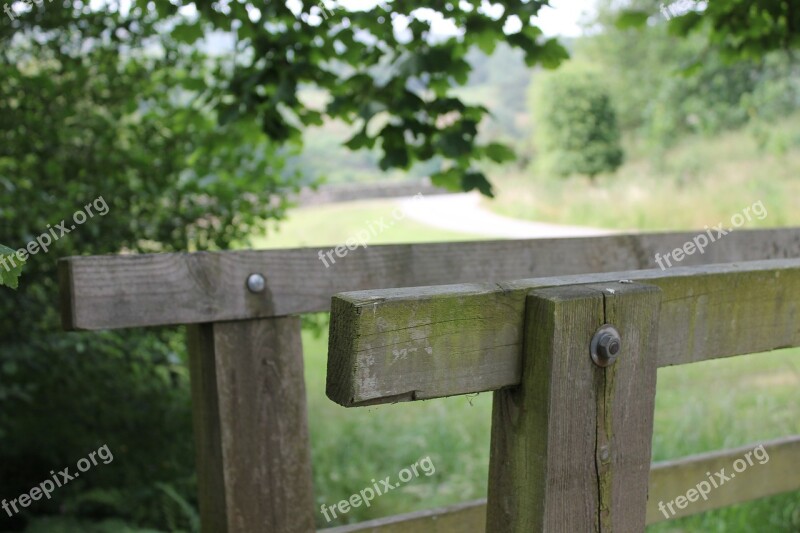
xmin=2 ymin=1 xmax=569 ymax=198
xmin=617 ymin=0 xmax=800 ymax=60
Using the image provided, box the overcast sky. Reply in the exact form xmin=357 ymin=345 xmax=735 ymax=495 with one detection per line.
xmin=322 ymin=0 xmax=597 ymax=38
xmin=538 ymin=0 xmax=597 ymax=36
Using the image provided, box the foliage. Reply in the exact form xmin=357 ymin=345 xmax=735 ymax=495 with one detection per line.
xmin=530 ymin=65 xmax=624 ymax=178
xmin=615 ymin=1 xmax=800 ymax=60
xmin=0 ymin=244 xmax=24 ymax=289
xmin=0 ymin=5 xmax=302 ymax=531
xmin=1 ymin=1 xmax=570 ymax=198
xmin=667 ymin=0 xmax=800 ymax=60
xmin=581 ymin=0 xmax=800 ymax=154
xmin=25 ymin=517 xmax=164 ymax=533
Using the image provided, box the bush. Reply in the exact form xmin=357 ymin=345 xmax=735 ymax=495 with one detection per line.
xmin=530 ymin=65 xmax=624 ymax=179
xmin=0 ymin=12 xmax=302 ymax=531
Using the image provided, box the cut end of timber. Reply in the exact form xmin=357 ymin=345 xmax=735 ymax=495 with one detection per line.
xmin=326 ymin=295 xmax=361 ymax=406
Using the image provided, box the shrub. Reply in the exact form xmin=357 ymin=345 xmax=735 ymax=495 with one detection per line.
xmin=530 ymin=65 xmax=624 ymax=179
xmin=0 ymin=14 xmax=302 ymax=531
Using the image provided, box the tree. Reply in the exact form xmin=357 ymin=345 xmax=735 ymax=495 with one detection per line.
xmin=616 ymin=0 xmax=800 ymax=61
xmin=1 ymin=1 xmax=570 ymax=198
xmin=0 ymin=10 xmax=303 ymax=530
xmin=667 ymin=0 xmax=800 ymax=60
xmin=601 ymin=0 xmax=800 ymax=153
xmin=530 ymin=66 xmax=624 ymax=179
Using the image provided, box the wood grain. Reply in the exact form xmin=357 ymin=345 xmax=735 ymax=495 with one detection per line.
xmin=59 ymin=228 xmax=800 ymax=330
xmin=486 ymin=283 xmax=661 ymax=532
xmin=188 ymin=317 xmax=316 ymax=533
xmin=327 ymin=259 xmax=800 ymax=406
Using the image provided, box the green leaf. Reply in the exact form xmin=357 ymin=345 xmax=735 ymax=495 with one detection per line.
xmin=172 ymin=23 xmax=204 ymax=44
xmin=538 ymin=39 xmax=570 ymax=70
xmin=462 ymin=171 xmax=494 ymax=197
xmin=484 ymin=142 xmax=516 ymax=163
xmin=430 ymin=168 xmax=463 ymax=192
xmin=344 ymin=129 xmax=373 ymax=150
xmin=667 ymin=11 xmax=704 ymax=36
xmin=615 ymin=10 xmax=650 ymax=30
xmin=0 ymin=244 xmax=24 ymax=290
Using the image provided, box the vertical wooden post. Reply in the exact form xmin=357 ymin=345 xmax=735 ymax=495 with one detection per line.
xmin=187 ymin=317 xmax=316 ymax=533
xmin=486 ymin=282 xmax=661 ymax=532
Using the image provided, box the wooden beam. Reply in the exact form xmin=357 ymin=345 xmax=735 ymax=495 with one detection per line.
xmin=327 ymin=259 xmax=800 ymax=406
xmin=315 ymin=436 xmax=800 ymax=532
xmin=187 ymin=317 xmax=316 ymax=533
xmin=59 ymin=228 xmax=800 ymax=330
xmin=646 ymin=435 xmax=800 ymax=522
xmin=486 ymin=283 xmax=661 ymax=531
xmin=318 ymin=499 xmax=486 ymax=533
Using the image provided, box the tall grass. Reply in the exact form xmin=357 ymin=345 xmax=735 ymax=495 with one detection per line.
xmin=487 ymin=114 xmax=800 ymax=231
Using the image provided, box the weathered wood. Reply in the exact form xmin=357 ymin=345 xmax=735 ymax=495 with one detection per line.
xmin=646 ymin=435 xmax=800 ymax=523
xmin=187 ymin=317 xmax=315 ymax=533
xmin=486 ymin=283 xmax=661 ymax=532
xmin=314 ymin=435 xmax=800 ymax=531
xmin=59 ymin=228 xmax=800 ymax=330
xmin=326 ymin=259 xmax=800 ymax=406
xmin=319 ymin=499 xmax=486 ymax=533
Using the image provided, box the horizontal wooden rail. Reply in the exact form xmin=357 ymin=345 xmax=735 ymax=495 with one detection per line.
xmin=646 ymin=435 xmax=800 ymax=522
xmin=320 ymin=499 xmax=487 ymax=533
xmin=327 ymin=259 xmax=800 ymax=406
xmin=59 ymin=228 xmax=800 ymax=330
xmin=318 ymin=436 xmax=800 ymax=532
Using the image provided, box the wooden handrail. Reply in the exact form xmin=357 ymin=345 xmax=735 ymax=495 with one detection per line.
xmin=59 ymin=228 xmax=800 ymax=330
xmin=327 ymin=259 xmax=800 ymax=406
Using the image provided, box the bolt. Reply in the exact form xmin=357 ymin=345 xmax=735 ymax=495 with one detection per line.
xmin=600 ymin=445 xmax=610 ymax=462
xmin=598 ymin=333 xmax=621 ymax=360
xmin=246 ymin=273 xmax=266 ymax=293
xmin=590 ymin=325 xmax=622 ymax=367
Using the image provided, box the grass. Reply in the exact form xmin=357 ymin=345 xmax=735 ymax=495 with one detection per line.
xmin=303 ymin=329 xmax=492 ymax=528
xmin=249 ymin=198 xmax=488 ymax=250
xmin=485 ymin=114 xmax=800 ymax=231
xmin=648 ymin=353 xmax=800 ymax=532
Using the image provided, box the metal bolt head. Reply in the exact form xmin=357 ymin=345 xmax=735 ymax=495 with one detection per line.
xmin=590 ymin=325 xmax=622 ymax=367
xmin=246 ymin=273 xmax=266 ymax=294
xmin=598 ymin=334 xmax=620 ymax=359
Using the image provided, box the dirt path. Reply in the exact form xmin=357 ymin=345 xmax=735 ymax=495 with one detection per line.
xmin=397 ymin=193 xmax=614 ymax=239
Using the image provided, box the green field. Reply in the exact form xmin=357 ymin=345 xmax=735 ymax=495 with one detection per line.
xmin=484 ymin=113 xmax=800 ymax=232
xmin=250 ymin=194 xmax=800 ymax=531
xmin=250 ymin=198 xmax=487 ymax=250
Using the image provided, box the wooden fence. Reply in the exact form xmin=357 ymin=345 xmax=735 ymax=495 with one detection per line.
xmin=58 ymin=228 xmax=800 ymax=532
